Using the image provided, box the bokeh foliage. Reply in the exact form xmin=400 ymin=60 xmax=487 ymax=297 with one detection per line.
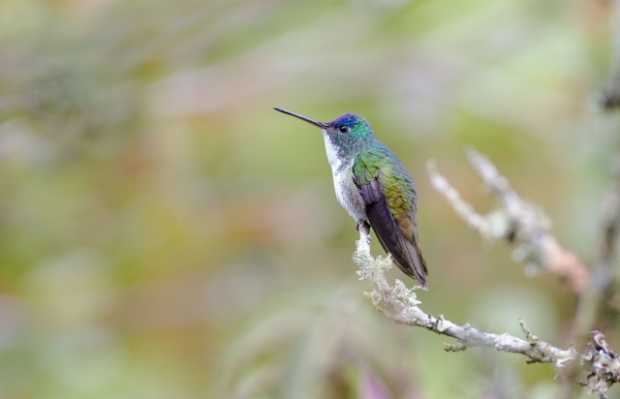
xmin=0 ymin=0 xmax=619 ymax=398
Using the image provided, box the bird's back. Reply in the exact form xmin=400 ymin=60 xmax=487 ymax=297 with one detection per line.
xmin=360 ymin=139 xmax=418 ymax=218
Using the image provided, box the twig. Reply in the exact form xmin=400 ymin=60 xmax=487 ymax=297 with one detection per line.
xmin=582 ymin=331 xmax=620 ymax=398
xmin=563 ymin=156 xmax=620 ymax=399
xmin=573 ymin=156 xmax=620 ymax=338
xmin=427 ymin=150 xmax=589 ymax=293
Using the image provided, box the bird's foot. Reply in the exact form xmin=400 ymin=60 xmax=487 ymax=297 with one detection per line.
xmin=357 ymin=221 xmax=371 ymax=244
xmin=356 ymin=221 xmax=370 ymax=234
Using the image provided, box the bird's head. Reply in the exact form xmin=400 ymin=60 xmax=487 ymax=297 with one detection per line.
xmin=326 ymin=113 xmax=372 ymax=139
xmin=274 ymin=107 xmax=374 ymax=155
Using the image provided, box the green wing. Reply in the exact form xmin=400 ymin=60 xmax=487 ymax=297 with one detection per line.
xmin=353 ymin=149 xmax=428 ymax=286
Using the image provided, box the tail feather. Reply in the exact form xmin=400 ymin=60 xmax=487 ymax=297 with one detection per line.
xmin=399 ymin=234 xmax=428 ymax=287
xmin=365 ymin=199 xmax=428 ymax=286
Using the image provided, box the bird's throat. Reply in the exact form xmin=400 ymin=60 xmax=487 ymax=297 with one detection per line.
xmin=322 ymin=131 xmax=346 ymax=174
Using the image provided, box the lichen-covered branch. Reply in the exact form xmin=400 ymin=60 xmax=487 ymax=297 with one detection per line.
xmin=353 ymin=231 xmax=576 ymax=366
xmin=582 ymin=331 xmax=620 ymax=398
xmin=427 ymin=150 xmax=589 ymax=293
xmin=353 ymin=234 xmax=620 ymax=396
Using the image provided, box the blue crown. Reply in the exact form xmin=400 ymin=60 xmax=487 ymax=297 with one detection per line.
xmin=332 ymin=113 xmax=363 ymax=127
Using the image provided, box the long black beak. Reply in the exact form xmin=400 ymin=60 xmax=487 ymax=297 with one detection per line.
xmin=274 ymin=107 xmax=327 ymax=128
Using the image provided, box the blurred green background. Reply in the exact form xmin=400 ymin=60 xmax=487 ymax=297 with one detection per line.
xmin=1 ymin=0 xmax=619 ymax=398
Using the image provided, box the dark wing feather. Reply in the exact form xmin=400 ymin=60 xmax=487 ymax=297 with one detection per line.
xmin=357 ymin=179 xmax=427 ymax=287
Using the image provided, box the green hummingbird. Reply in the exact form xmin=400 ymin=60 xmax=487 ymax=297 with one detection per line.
xmin=274 ymin=107 xmax=428 ymax=287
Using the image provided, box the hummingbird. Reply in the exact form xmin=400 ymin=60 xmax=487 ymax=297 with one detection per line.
xmin=274 ymin=107 xmax=428 ymax=287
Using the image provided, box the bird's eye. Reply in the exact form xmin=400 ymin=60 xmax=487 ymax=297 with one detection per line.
xmin=338 ymin=126 xmax=350 ymax=133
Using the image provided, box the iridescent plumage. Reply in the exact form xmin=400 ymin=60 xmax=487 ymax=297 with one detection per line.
xmin=274 ymin=107 xmax=428 ymax=287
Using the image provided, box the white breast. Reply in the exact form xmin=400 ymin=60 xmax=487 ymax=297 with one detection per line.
xmin=322 ymin=132 xmax=366 ymax=222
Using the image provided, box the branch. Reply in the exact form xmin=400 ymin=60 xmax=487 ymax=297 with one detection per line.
xmin=427 ymin=150 xmax=589 ymax=293
xmin=573 ymin=156 xmax=620 ymax=337
xmin=582 ymin=331 xmax=620 ymax=398
xmin=353 ymin=233 xmax=620 ymax=396
xmin=422 ymin=149 xmax=620 ymax=398
xmin=562 ymin=157 xmax=620 ymax=399
xmin=353 ymin=232 xmax=575 ymax=365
